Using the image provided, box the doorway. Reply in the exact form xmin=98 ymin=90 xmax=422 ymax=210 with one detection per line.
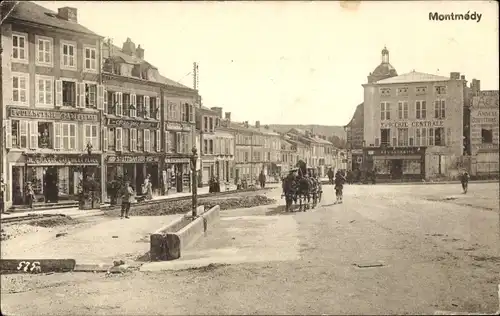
xmin=135 ymin=164 xmax=144 ymax=194
xmin=175 ymin=164 xmax=183 ymax=193
xmin=390 ymin=159 xmax=403 ymax=179
xmin=43 ymin=167 xmax=59 ymax=203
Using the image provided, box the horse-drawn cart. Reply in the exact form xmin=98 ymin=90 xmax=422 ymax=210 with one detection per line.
xmin=281 ymin=161 xmax=322 ymax=212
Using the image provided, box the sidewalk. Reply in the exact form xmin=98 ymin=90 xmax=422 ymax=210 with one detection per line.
xmin=1 ymin=214 xmax=182 ymax=265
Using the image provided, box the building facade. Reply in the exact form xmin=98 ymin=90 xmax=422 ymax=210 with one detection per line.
xmin=197 ymin=106 xmax=234 ymax=185
xmin=362 ymin=70 xmax=466 ymax=180
xmin=344 ymin=103 xmax=364 ymax=171
xmin=2 ymin=3 xmax=103 ymax=208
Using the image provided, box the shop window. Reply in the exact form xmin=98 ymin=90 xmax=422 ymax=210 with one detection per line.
xmin=38 ymin=122 xmax=53 ymax=148
xmin=380 ymin=128 xmax=390 ymax=146
xmin=403 ymin=160 xmax=421 ymax=174
xmin=481 ymin=128 xmax=493 ymax=143
xmin=11 ymin=120 xmax=28 ymax=148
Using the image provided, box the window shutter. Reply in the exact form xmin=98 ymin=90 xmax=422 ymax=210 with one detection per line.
xmin=20 ymin=120 xmax=28 ymax=148
xmin=79 ymin=82 xmax=86 ymax=108
xmin=176 ymin=132 xmax=181 ymax=153
xmin=5 ymin=120 xmax=12 ymax=149
xmin=156 ymin=130 xmax=161 ymax=152
xmin=181 ymin=104 xmax=186 ymax=122
xmin=75 ymin=82 xmax=80 ymax=108
xmin=130 ymin=94 xmax=136 ymax=117
xmin=116 ymin=127 xmax=122 ymax=151
xmin=30 ymin=121 xmax=38 ymax=149
xmin=53 ymin=122 xmax=61 ymax=150
xmin=97 ymin=85 xmax=104 ymax=110
xmin=118 ymin=92 xmax=123 ymax=116
xmin=156 ymin=97 xmax=160 ymax=120
xmin=103 ymin=127 xmax=108 ymax=152
xmin=55 ymin=80 xmax=63 ymax=107
xmin=144 ymin=129 xmax=150 ymax=152
xmin=446 ymin=127 xmax=451 ymax=146
xmin=103 ymin=89 xmax=108 ymax=114
xmin=190 ymin=105 xmax=195 ymax=123
xmin=144 ymin=96 xmax=150 ymax=118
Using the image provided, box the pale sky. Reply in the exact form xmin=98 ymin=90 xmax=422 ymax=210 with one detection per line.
xmin=36 ymin=1 xmax=499 ymax=126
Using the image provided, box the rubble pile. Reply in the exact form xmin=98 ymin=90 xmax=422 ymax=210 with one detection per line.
xmin=104 ymin=195 xmax=277 ymax=217
xmin=26 ymin=216 xmax=79 ymax=228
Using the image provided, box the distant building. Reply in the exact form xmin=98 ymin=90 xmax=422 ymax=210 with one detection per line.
xmin=344 ymin=102 xmax=364 ymax=171
xmin=196 ymin=106 xmax=234 ymax=185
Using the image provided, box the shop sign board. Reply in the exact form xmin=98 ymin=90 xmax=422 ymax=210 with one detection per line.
xmin=380 ymin=120 xmax=444 ymax=129
xmin=107 ymin=155 xmax=160 ymax=163
xmin=370 ymin=147 xmax=425 ymax=156
xmin=107 ymin=118 xmax=159 ymax=129
xmin=9 ymin=108 xmax=98 ymax=122
xmin=25 ymin=154 xmax=99 ymax=165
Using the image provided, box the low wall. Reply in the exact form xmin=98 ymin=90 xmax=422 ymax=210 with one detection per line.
xmin=150 ymin=205 xmax=220 ymax=261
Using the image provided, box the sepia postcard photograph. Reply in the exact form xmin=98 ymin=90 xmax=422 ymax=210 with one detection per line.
xmin=0 ymin=0 xmax=499 ymax=315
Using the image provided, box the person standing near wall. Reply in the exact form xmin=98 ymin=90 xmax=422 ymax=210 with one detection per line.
xmin=0 ymin=175 xmax=6 ymax=213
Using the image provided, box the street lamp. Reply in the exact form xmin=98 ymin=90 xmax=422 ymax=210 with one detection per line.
xmin=190 ymin=146 xmax=198 ymax=218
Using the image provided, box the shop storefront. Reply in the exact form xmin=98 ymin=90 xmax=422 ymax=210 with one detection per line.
xmin=164 ymin=156 xmax=191 ymax=193
xmin=106 ymin=155 xmax=161 ymax=196
xmin=9 ymin=153 xmax=100 ymax=205
xmin=364 ymin=147 xmax=426 ymax=181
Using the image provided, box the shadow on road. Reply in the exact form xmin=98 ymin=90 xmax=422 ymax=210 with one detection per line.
xmin=266 ymin=205 xmax=302 ymax=216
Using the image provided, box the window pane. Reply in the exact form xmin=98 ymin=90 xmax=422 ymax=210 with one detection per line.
xmin=13 ymin=36 xmax=18 ymax=46
xmin=13 ymin=77 xmax=18 ymax=88
xmin=13 ymin=90 xmax=19 ymax=101
xmin=19 ymin=37 xmax=25 ymax=48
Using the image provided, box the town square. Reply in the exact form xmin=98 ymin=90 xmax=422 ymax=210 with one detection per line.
xmin=0 ymin=1 xmax=499 ymax=315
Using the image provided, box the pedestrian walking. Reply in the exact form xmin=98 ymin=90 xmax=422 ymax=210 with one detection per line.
xmin=25 ymin=182 xmax=35 ymax=210
xmin=327 ymin=168 xmax=334 ymax=185
xmin=460 ymin=171 xmax=470 ymax=194
xmin=259 ymin=171 xmax=266 ymax=189
xmin=121 ymin=182 xmax=135 ymax=219
xmin=334 ymin=170 xmax=346 ymax=204
xmin=142 ymin=174 xmax=153 ymax=200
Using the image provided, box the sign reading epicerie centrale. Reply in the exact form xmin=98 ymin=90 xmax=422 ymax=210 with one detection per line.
xmin=381 ymin=120 xmax=444 ymax=128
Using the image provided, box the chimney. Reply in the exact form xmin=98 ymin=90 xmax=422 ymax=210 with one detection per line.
xmin=58 ymin=7 xmax=78 ymax=22
xmin=244 ymin=121 xmax=249 ymax=128
xmin=225 ymin=112 xmax=231 ymax=121
xmin=136 ymin=45 xmax=144 ymax=59
xmin=460 ymin=75 xmax=465 ymax=80
xmin=450 ymin=72 xmax=460 ymax=80
xmin=211 ymin=107 xmax=223 ymax=118
xmin=255 ymin=121 xmax=260 ymax=128
xmin=122 ymin=38 xmax=136 ymax=56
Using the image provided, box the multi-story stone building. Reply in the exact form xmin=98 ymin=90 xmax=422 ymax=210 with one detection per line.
xmin=196 ymin=106 xmax=234 ymax=185
xmin=101 ymin=38 xmax=197 ymax=198
xmin=2 ymin=2 xmax=103 ymax=209
xmin=101 ymin=39 xmax=162 ymax=198
xmin=344 ymin=102 xmax=364 ymax=171
xmin=225 ymin=119 xmax=254 ymax=183
xmin=362 ymin=63 xmax=467 ymax=180
xmin=162 ymin=78 xmax=197 ymax=194
xmin=468 ymin=89 xmax=499 ymax=176
xmin=253 ymin=121 xmax=281 ymax=179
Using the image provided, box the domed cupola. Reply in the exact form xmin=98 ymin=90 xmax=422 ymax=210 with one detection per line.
xmin=367 ymin=46 xmax=398 ymax=83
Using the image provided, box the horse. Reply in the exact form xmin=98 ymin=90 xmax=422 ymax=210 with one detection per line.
xmin=281 ymin=175 xmax=297 ymax=212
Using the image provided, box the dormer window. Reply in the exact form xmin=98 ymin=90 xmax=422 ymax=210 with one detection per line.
xmin=397 ymin=87 xmax=408 ymax=96
xmin=380 ymin=88 xmax=391 ymax=96
xmin=113 ymin=63 xmax=121 ymax=75
xmin=141 ymin=69 xmax=148 ymax=80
